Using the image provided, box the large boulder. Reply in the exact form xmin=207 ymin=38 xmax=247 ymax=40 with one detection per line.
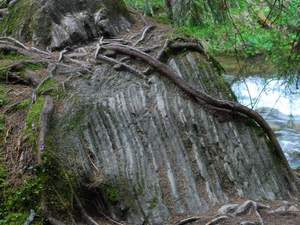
xmin=0 ymin=0 xmax=131 ymax=49
xmin=48 ymin=51 xmax=298 ymax=224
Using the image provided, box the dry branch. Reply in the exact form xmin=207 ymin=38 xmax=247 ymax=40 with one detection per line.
xmin=134 ymin=25 xmax=155 ymax=46
xmin=75 ymin=195 xmax=100 ymax=225
xmin=0 ymin=36 xmax=30 ymax=50
xmin=173 ymin=216 xmax=201 ymax=225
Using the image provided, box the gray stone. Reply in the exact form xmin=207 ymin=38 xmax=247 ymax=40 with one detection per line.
xmin=273 ymin=205 xmax=288 ymax=213
xmin=49 ymin=52 xmax=298 ymax=224
xmin=3 ymin=0 xmax=132 ymax=49
xmin=218 ymin=203 xmax=239 ymax=215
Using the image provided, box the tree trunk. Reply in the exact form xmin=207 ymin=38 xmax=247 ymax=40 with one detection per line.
xmin=166 ymin=0 xmax=232 ymax=25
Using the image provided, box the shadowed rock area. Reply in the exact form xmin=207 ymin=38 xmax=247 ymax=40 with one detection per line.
xmin=0 ymin=0 xmax=131 ymax=49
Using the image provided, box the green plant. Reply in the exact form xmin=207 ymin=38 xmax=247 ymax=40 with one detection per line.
xmin=0 ymin=85 xmax=8 ymax=107
xmin=24 ymin=97 xmax=45 ymax=145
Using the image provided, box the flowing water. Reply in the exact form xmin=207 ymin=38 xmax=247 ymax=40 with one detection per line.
xmin=229 ymin=76 xmax=300 ymax=169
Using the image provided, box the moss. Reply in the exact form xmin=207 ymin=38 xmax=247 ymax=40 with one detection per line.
xmin=0 ymin=52 xmax=29 ymax=80
xmin=0 ymin=0 xmax=36 ymax=40
xmin=0 ymin=212 xmax=29 ymax=225
xmin=0 ymin=152 xmax=43 ymax=225
xmin=103 ymin=185 xmax=120 ymax=204
xmin=0 ymin=52 xmax=44 ymax=82
xmin=64 ymin=108 xmax=88 ymax=132
xmin=24 ymin=97 xmax=45 ymax=145
xmin=0 ymin=51 xmax=28 ymax=62
xmin=16 ymin=99 xmax=31 ymax=110
xmin=37 ymin=78 xmax=62 ymax=97
xmin=149 ymin=197 xmax=158 ymax=209
xmin=0 ymin=0 xmax=7 ymax=8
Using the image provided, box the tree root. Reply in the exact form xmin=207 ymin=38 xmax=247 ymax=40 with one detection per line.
xmin=0 ymin=44 xmax=41 ymax=58
xmin=173 ymin=215 xmax=229 ymax=225
xmin=47 ymin=217 xmax=67 ymax=225
xmin=96 ymin=54 xmax=147 ymax=80
xmin=0 ymin=36 xmax=30 ymax=50
xmin=173 ymin=216 xmax=201 ymax=225
xmin=0 ymin=60 xmax=48 ymax=86
xmin=23 ymin=209 xmax=36 ymax=225
xmin=75 ymin=195 xmax=100 ymax=225
xmin=102 ymin=42 xmax=289 ymax=170
xmin=37 ymin=96 xmax=54 ymax=163
xmin=205 ymin=216 xmax=229 ymax=225
xmin=134 ymin=25 xmax=155 ymax=46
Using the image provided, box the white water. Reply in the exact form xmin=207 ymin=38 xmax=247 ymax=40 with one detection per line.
xmin=230 ymin=76 xmax=300 ymax=168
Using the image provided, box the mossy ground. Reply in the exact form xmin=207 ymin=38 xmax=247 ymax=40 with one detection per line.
xmin=0 ymin=46 xmax=70 ymax=224
xmin=0 ymin=0 xmax=36 ymax=41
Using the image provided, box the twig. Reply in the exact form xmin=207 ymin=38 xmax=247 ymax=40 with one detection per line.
xmin=205 ymin=216 xmax=229 ymax=225
xmin=31 ymin=46 xmax=52 ymax=56
xmin=58 ymin=49 xmax=68 ymax=62
xmin=0 ymin=36 xmax=30 ymax=50
xmin=97 ymin=54 xmax=147 ymax=80
xmin=75 ymin=195 xmax=100 ymax=225
xmin=94 ymin=36 xmax=104 ymax=59
xmin=47 ymin=217 xmax=67 ymax=225
xmin=134 ymin=25 xmax=155 ymax=46
xmin=173 ymin=216 xmax=201 ymax=225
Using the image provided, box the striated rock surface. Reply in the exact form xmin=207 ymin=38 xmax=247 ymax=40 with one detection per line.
xmin=48 ymin=51 xmax=298 ymax=224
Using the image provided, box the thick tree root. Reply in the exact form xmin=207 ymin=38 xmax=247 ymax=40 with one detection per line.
xmin=134 ymin=25 xmax=155 ymax=46
xmin=47 ymin=217 xmax=67 ymax=225
xmin=205 ymin=216 xmax=229 ymax=225
xmin=75 ymin=195 xmax=100 ymax=225
xmin=102 ymin=42 xmax=290 ymax=171
xmin=37 ymin=96 xmax=54 ymax=163
xmin=173 ymin=216 xmax=201 ymax=225
xmin=96 ymin=54 xmax=147 ymax=80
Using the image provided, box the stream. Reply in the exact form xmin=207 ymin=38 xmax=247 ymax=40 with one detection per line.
xmin=228 ymin=76 xmax=300 ymax=169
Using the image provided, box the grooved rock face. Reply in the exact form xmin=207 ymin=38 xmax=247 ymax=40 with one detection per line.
xmin=1 ymin=0 xmax=131 ymax=49
xmin=50 ymin=52 xmax=298 ymax=224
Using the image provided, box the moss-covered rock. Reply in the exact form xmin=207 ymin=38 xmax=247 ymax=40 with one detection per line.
xmin=0 ymin=0 xmax=132 ymax=49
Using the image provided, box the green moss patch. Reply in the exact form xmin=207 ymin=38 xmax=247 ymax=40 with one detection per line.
xmin=37 ymin=79 xmax=62 ymax=97
xmin=0 ymin=0 xmax=36 ymax=40
xmin=0 ymin=85 xmax=8 ymax=107
xmin=24 ymin=97 xmax=45 ymax=145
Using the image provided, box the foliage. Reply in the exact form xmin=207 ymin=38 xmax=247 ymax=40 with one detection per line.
xmin=125 ymin=0 xmax=300 ymax=75
xmin=124 ymin=0 xmax=165 ymax=16
xmin=0 ymin=0 xmax=36 ymax=39
xmin=36 ymin=78 xmax=61 ymax=97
